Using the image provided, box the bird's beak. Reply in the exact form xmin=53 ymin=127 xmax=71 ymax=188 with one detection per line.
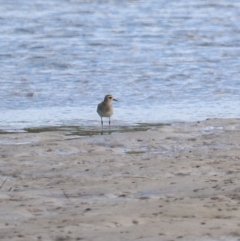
xmin=113 ymin=98 xmax=117 ymax=101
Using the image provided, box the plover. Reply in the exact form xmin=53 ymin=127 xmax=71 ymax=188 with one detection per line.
xmin=97 ymin=94 xmax=117 ymax=133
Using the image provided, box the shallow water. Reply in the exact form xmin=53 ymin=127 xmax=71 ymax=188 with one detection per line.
xmin=1 ymin=0 xmax=240 ymax=130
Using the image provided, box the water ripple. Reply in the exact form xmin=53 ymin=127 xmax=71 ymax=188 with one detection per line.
xmin=0 ymin=0 xmax=240 ymax=128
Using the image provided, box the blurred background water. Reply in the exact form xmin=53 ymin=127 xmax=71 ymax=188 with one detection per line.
xmin=0 ymin=0 xmax=240 ymax=130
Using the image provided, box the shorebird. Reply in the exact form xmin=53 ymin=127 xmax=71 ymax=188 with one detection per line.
xmin=97 ymin=94 xmax=117 ymax=133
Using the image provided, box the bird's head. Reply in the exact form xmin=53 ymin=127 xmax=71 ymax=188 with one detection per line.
xmin=104 ymin=94 xmax=117 ymax=102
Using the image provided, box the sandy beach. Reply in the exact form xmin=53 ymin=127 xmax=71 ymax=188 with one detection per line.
xmin=1 ymin=118 xmax=240 ymax=241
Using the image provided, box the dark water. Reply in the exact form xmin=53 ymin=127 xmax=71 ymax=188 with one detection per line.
xmin=1 ymin=0 xmax=240 ymax=130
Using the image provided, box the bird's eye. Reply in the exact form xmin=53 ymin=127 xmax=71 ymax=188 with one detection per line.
xmin=109 ymin=97 xmax=112 ymax=99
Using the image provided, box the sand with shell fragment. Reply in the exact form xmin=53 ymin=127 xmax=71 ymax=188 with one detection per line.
xmin=1 ymin=118 xmax=240 ymax=241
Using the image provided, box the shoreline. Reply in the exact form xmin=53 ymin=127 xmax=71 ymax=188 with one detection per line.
xmin=1 ymin=118 xmax=240 ymax=241
xmin=0 ymin=122 xmax=168 ymax=136
xmin=1 ymin=115 xmax=239 ymax=136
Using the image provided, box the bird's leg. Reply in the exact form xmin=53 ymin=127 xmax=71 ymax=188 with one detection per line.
xmin=109 ymin=117 xmax=111 ymax=134
xmin=101 ymin=117 xmax=103 ymax=135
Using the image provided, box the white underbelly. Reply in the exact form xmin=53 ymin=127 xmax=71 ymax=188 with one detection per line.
xmin=97 ymin=109 xmax=113 ymax=117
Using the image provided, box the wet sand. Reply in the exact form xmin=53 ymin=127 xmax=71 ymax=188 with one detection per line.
xmin=1 ymin=118 xmax=240 ymax=241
